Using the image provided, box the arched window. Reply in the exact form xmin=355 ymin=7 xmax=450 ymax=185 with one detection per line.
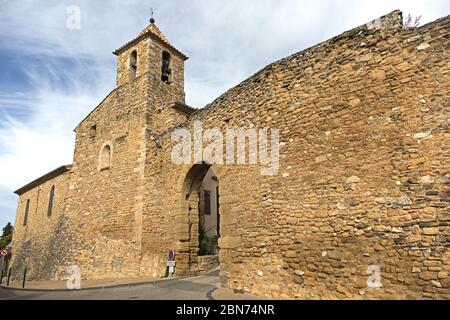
xmin=23 ymin=199 xmax=30 ymax=226
xmin=47 ymin=186 xmax=55 ymax=217
xmin=99 ymin=144 xmax=112 ymax=170
xmin=161 ymin=51 xmax=171 ymax=83
xmin=130 ymin=50 xmax=137 ymax=80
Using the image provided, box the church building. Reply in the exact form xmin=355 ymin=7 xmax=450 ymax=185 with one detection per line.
xmin=10 ymin=11 xmax=449 ymax=299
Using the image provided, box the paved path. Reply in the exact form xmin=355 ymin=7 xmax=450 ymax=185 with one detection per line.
xmin=0 ymin=270 xmax=221 ymax=300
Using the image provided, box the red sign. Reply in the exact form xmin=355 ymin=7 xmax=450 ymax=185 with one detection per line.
xmin=168 ymin=250 xmax=175 ymax=261
xmin=0 ymin=249 xmax=9 ymax=257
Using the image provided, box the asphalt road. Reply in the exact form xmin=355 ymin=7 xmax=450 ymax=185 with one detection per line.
xmin=0 ymin=270 xmax=219 ymax=300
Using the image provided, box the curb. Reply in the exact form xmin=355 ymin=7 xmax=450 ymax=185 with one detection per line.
xmin=206 ymin=287 xmax=217 ymax=301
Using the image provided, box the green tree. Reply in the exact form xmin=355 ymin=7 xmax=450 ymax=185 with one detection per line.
xmin=2 ymin=222 xmax=13 ymax=237
xmin=0 ymin=222 xmax=13 ymax=249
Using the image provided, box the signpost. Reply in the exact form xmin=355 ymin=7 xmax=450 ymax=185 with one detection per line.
xmin=168 ymin=249 xmax=175 ymax=261
xmin=0 ymin=256 xmax=4 ymax=284
xmin=0 ymin=249 xmax=10 ymax=284
xmin=167 ymin=250 xmax=176 ymax=277
xmin=0 ymin=249 xmax=9 ymax=258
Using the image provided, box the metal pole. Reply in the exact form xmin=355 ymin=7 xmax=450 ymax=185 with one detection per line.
xmin=22 ymin=268 xmax=27 ymax=289
xmin=6 ymin=268 xmax=11 ymax=287
xmin=0 ymin=256 xmax=4 ymax=284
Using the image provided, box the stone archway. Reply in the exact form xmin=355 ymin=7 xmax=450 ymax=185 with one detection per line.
xmin=174 ymin=163 xmax=220 ymax=276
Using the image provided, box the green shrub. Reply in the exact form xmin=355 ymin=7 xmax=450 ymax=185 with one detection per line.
xmin=198 ymin=225 xmax=217 ymax=256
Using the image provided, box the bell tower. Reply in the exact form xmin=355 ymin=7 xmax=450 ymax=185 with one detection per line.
xmin=113 ymin=16 xmax=188 ymax=109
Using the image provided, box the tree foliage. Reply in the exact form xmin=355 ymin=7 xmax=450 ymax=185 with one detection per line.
xmin=2 ymin=223 xmax=13 ymax=237
xmin=198 ymin=224 xmax=217 ymax=256
xmin=0 ymin=222 xmax=13 ymax=249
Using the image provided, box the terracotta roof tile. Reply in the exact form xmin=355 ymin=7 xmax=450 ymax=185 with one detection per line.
xmin=113 ymin=21 xmax=188 ymax=60
xmin=138 ymin=22 xmax=170 ymax=44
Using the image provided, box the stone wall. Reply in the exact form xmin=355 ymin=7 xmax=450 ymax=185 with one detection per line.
xmin=147 ymin=11 xmax=449 ymax=299
xmin=63 ymin=74 xmax=149 ymax=279
xmin=198 ymin=255 xmax=220 ymax=273
xmin=10 ymin=170 xmax=71 ymax=280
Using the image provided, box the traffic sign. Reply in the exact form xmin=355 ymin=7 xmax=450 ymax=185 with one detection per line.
xmin=0 ymin=249 xmax=9 ymax=257
xmin=167 ymin=260 xmax=176 ymax=276
xmin=168 ymin=249 xmax=175 ymax=261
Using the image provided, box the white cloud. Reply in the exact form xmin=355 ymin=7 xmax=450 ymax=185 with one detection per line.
xmin=0 ymin=0 xmax=448 ymax=226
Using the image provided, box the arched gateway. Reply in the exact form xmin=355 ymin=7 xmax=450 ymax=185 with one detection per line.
xmin=174 ymin=163 xmax=221 ymax=276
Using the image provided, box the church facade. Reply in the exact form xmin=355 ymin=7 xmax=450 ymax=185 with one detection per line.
xmin=10 ymin=11 xmax=449 ymax=299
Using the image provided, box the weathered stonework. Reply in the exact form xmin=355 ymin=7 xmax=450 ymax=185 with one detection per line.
xmin=197 ymin=255 xmax=220 ymax=274
xmin=12 ymin=166 xmax=72 ymax=280
xmin=10 ymin=11 xmax=450 ymax=299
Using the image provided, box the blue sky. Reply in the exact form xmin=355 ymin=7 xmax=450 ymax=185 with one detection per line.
xmin=0 ymin=0 xmax=448 ymax=228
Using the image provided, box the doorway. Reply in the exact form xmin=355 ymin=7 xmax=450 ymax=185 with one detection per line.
xmin=198 ymin=168 xmax=220 ymax=256
xmin=181 ymin=163 xmax=220 ymax=274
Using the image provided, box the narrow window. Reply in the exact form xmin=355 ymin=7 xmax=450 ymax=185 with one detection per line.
xmin=204 ymin=190 xmax=211 ymax=216
xmin=130 ymin=50 xmax=137 ymax=80
xmin=23 ymin=199 xmax=30 ymax=226
xmin=47 ymin=186 xmax=55 ymax=217
xmin=99 ymin=144 xmax=111 ymax=170
xmin=89 ymin=124 xmax=97 ymax=139
xmin=161 ymin=51 xmax=171 ymax=83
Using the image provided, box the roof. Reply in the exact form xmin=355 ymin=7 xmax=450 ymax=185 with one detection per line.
xmin=14 ymin=165 xmax=73 ymax=195
xmin=74 ymin=88 xmax=116 ymax=131
xmin=138 ymin=22 xmax=170 ymax=44
xmin=171 ymin=101 xmax=197 ymax=115
xmin=113 ymin=20 xmax=188 ymax=60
